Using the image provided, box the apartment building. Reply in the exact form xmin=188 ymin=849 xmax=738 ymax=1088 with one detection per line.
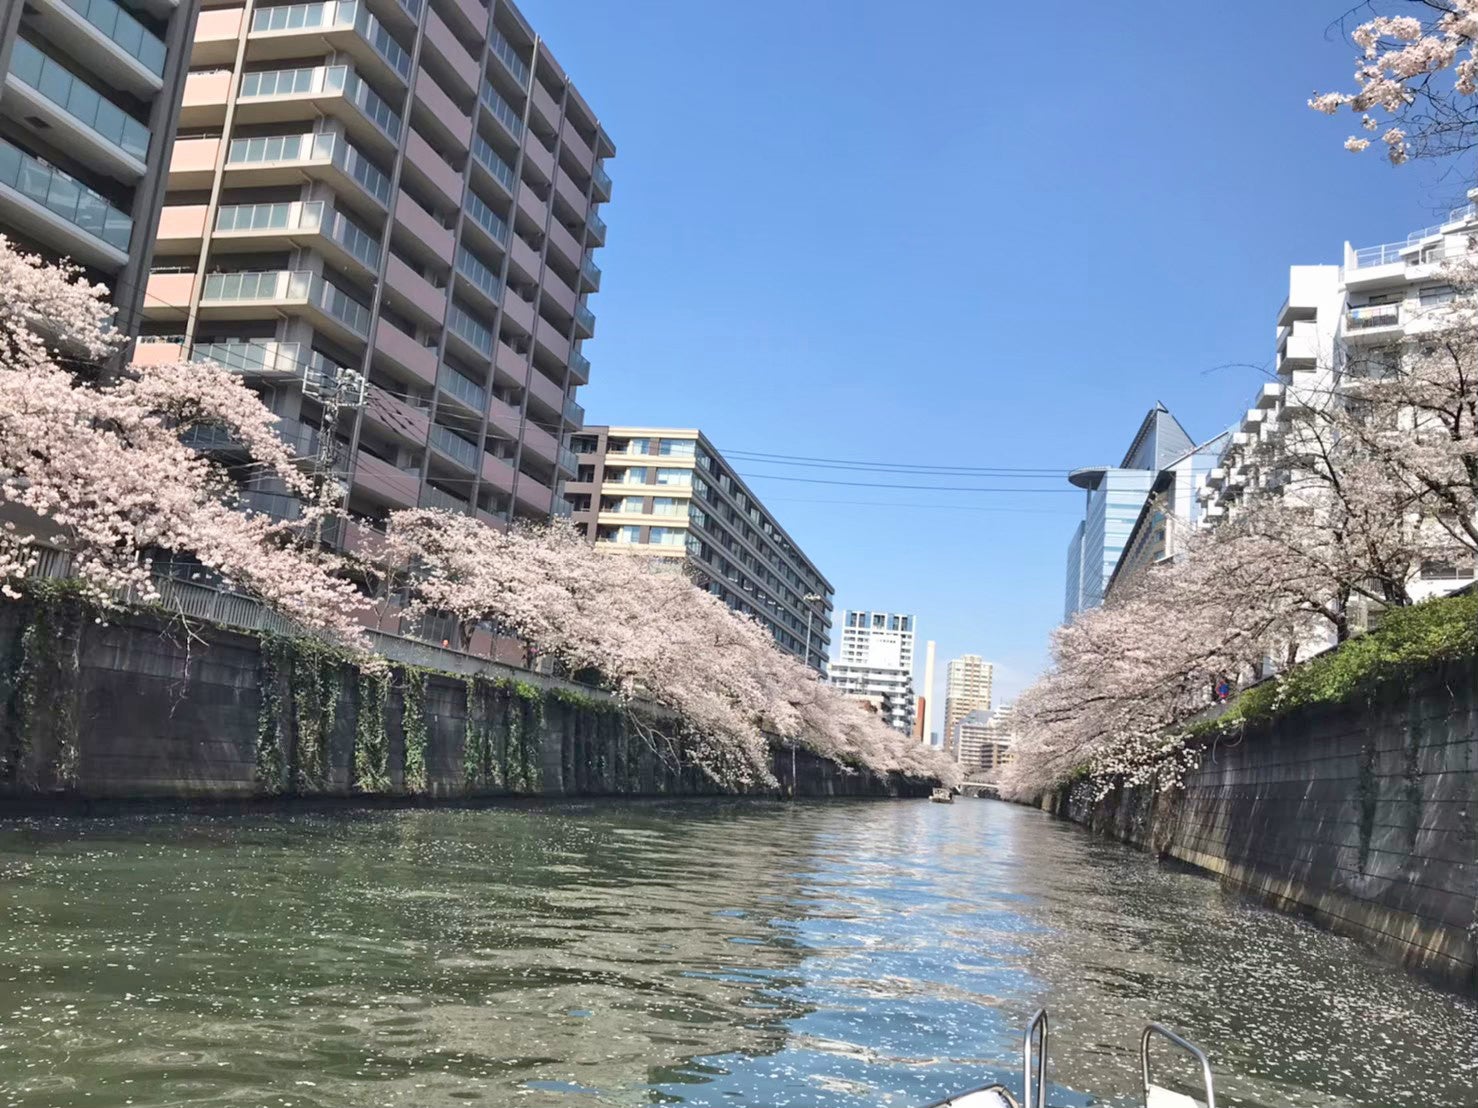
xmin=136 ymin=0 xmax=611 ymax=542
xmin=954 ymin=705 xmax=1015 ymax=773
xmin=0 ymin=0 xmax=198 ymax=330
xmin=564 ymin=427 xmax=834 ymax=670
xmin=1201 ymin=197 xmax=1478 ymax=602
xmin=1065 ymin=403 xmax=1197 ymax=620
xmin=829 ymin=610 xmax=916 ymax=733
xmin=942 ymin=653 xmax=992 ymax=757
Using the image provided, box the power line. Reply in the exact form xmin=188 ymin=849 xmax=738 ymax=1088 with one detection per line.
xmin=721 ymin=447 xmax=1071 ymax=476
xmin=735 ymin=471 xmax=1075 ymax=493
xmin=760 ymin=496 xmax=1075 ymax=515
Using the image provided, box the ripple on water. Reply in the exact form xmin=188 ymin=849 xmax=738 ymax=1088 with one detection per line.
xmin=0 ymin=802 xmax=1473 ymax=1108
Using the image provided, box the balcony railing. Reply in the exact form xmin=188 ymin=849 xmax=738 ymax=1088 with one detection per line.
xmin=562 ymin=394 xmax=583 ymax=425
xmin=446 ymin=301 xmax=494 ymax=357
xmin=1350 ymin=243 xmax=1405 ymax=269
xmin=421 ymin=483 xmax=468 ymax=513
xmin=568 ymin=349 xmax=590 ymax=379
xmin=239 ymin=65 xmax=402 ymax=142
xmin=10 ymin=40 xmax=149 ymax=161
xmin=592 ymin=161 xmax=612 ymax=198
xmin=455 ymin=244 xmax=502 ymax=303
xmin=239 ymin=488 xmax=304 ymax=522
xmin=585 ymin=207 xmax=606 ymax=240
xmin=574 ymin=304 xmax=595 ymax=335
xmin=0 ymin=138 xmax=132 ymax=250
xmin=62 ymin=0 xmax=166 ymax=76
xmin=552 ymin=496 xmax=573 ymax=519
xmin=225 ymin=131 xmax=391 ymax=206
xmin=478 ymin=80 xmax=524 ymax=138
xmin=488 ymin=25 xmax=529 ymax=88
xmin=470 ymin=134 xmax=516 ymax=192
xmin=200 ymin=270 xmax=371 ymax=337
xmin=1346 ymin=303 xmax=1401 ymax=330
xmin=465 ymin=189 xmax=510 ymax=244
xmin=251 ymin=2 xmax=411 ymax=83
xmin=324 ymin=207 xmax=381 ymax=267
xmin=557 ymin=446 xmax=578 ymax=476
xmin=580 ymin=253 xmax=601 ymax=286
xmin=193 ymin=338 xmax=302 ymax=376
xmin=429 ymin=423 xmax=480 ymax=470
xmin=437 ymin=364 xmax=486 ymax=410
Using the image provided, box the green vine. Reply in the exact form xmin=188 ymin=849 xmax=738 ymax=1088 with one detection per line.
xmin=463 ymin=675 xmax=496 ymax=791
xmin=4 ymin=584 xmax=84 ymax=789
xmin=402 ymin=667 xmax=429 ymax=794
xmin=256 ymin=636 xmax=289 ymax=794
xmin=354 ymin=668 xmax=391 ymax=792
xmin=292 ymin=644 xmax=340 ymax=793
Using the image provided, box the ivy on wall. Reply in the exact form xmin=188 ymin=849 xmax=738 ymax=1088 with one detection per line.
xmin=402 ymin=668 xmax=429 ymax=795
xmin=354 ymin=668 xmax=391 ymax=793
xmin=0 ymin=583 xmax=84 ymax=788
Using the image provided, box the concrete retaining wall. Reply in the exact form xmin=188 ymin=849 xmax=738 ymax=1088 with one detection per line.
xmin=1059 ymin=657 xmax=1478 ymax=993
xmin=0 ymin=595 xmax=920 ymax=805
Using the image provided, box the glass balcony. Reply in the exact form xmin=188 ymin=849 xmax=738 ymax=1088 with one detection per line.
xmin=470 ymin=135 xmax=516 ymax=192
xmin=557 ymin=446 xmax=578 ymax=476
xmin=454 ymin=244 xmax=502 ymax=303
xmin=488 ymin=26 xmax=529 ymax=88
xmin=575 ymin=304 xmax=595 ymax=335
xmin=193 ymin=338 xmax=302 ymax=377
xmin=240 ymin=488 xmax=304 ymax=522
xmin=225 ymin=132 xmax=391 ymax=207
xmin=552 ymin=496 xmax=573 ymax=519
xmin=214 ymin=201 xmax=377 ymax=268
xmin=437 ymin=364 xmax=486 ymax=410
xmin=10 ymin=40 xmax=149 ymax=161
xmin=580 ymin=253 xmax=601 ymax=287
xmin=200 ymin=270 xmax=370 ymax=338
xmin=592 ymin=161 xmax=611 ymax=198
xmin=61 ymin=0 xmax=166 ymax=76
xmin=310 ymin=276 xmax=371 ymax=336
xmin=1346 ymin=303 xmax=1401 ymax=330
xmin=446 ymin=301 xmax=494 ymax=357
xmin=465 ymin=190 xmax=510 ymax=244
xmin=323 ymin=207 xmax=381 ymax=267
xmin=0 ymin=138 xmax=131 ymax=250
xmin=562 ymin=394 xmax=583 ymax=425
xmin=478 ymin=80 xmax=523 ymax=138
xmin=421 ymin=483 xmax=468 ymax=513
xmin=568 ymin=349 xmax=590 ymax=379
xmin=429 ymin=423 xmax=480 ymax=470
xmin=239 ymin=65 xmax=401 ymax=142
xmin=585 ymin=207 xmax=606 ymax=241
xmin=251 ymin=2 xmax=412 ymax=84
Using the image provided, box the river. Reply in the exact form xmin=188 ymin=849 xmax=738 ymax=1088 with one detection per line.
xmin=0 ymin=799 xmax=1473 ymax=1108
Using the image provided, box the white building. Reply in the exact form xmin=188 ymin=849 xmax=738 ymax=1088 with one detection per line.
xmin=954 ymin=705 xmax=1017 ymax=772
xmin=829 ymin=610 xmax=916 ymax=733
xmin=1201 ymin=197 xmax=1478 ymax=604
xmin=942 ymin=654 xmax=993 ymax=756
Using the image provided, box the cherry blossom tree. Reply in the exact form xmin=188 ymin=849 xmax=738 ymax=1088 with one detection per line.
xmin=381 ymin=510 xmax=959 ymax=789
xmin=0 ymin=238 xmax=369 ymax=651
xmin=1311 ymin=1 xmax=1478 ymax=163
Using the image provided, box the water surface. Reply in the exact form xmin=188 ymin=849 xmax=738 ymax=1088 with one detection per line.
xmin=0 ymin=799 xmax=1473 ymax=1107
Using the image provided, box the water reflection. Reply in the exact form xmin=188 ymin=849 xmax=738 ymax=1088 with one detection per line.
xmin=0 ymin=801 xmax=1473 ymax=1107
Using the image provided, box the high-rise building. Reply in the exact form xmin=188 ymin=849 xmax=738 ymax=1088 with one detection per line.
xmin=954 ymin=705 xmax=1016 ymax=772
xmin=942 ymin=654 xmax=993 ymax=756
xmin=564 ymin=426 xmax=833 ymax=670
xmin=136 ymin=0 xmax=612 ymax=543
xmin=920 ymin=639 xmax=936 ymax=745
xmin=1064 ymin=403 xmax=1196 ymax=620
xmin=829 ymin=610 xmax=916 ymax=733
xmin=0 ymin=0 xmax=198 ymax=329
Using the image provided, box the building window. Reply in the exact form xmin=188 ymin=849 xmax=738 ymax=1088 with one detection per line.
xmin=655 ymin=468 xmax=692 ymax=487
xmin=658 ymin=438 xmax=695 ymax=457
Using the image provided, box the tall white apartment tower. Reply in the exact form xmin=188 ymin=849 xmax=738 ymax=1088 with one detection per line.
xmin=829 ymin=610 xmax=916 ymax=734
xmin=943 ymin=654 xmax=993 ymax=758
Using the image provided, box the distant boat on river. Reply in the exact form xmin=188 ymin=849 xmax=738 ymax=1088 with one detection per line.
xmin=930 ymin=787 xmax=954 ymax=803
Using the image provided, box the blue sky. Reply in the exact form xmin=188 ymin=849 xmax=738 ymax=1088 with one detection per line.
xmin=519 ymin=0 xmax=1464 ymax=712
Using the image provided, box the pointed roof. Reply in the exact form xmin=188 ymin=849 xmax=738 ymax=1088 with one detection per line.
xmin=1119 ymin=402 xmax=1196 ymax=471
